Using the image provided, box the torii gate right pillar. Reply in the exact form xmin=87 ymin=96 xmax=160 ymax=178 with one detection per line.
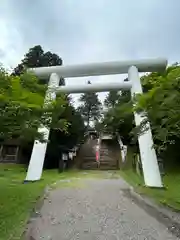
xmin=128 ymin=66 xmax=163 ymax=187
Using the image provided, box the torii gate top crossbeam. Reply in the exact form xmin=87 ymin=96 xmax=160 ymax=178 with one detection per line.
xmin=29 ymin=58 xmax=167 ymax=79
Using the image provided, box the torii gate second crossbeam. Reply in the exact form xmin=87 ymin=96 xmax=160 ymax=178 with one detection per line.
xmin=25 ymin=58 xmax=167 ymax=188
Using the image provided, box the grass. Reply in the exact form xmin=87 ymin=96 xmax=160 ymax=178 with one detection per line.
xmin=0 ymin=164 xmax=111 ymax=240
xmin=0 ymin=164 xmax=60 ymax=240
xmin=120 ymin=169 xmax=180 ymax=211
xmin=119 ymin=146 xmax=180 ymax=211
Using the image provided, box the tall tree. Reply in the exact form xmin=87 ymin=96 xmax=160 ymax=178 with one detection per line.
xmin=10 ymin=45 xmax=85 ymax=167
xmin=104 ymin=91 xmax=120 ymax=108
xmin=12 ymin=45 xmax=85 ymax=148
xmin=103 ymin=90 xmax=133 ymax=144
xmin=101 ymin=79 xmax=134 ymax=143
xmin=12 ymin=45 xmax=64 ymax=85
xmin=14 ymin=45 xmax=62 ymax=69
xmin=78 ymin=90 xmax=102 ymax=127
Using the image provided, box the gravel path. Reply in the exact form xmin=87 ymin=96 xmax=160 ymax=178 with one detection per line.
xmin=29 ymin=177 xmax=178 ymax=240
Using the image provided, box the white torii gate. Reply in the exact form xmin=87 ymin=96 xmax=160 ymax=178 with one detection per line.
xmin=25 ymin=58 xmax=167 ymax=188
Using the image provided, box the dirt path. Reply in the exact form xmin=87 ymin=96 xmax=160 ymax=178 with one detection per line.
xmin=28 ymin=173 xmax=178 ymax=240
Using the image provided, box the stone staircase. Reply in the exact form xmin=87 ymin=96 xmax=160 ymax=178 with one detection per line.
xmin=79 ymin=139 xmax=98 ymax=170
xmin=79 ymin=138 xmax=119 ymax=170
xmin=81 ymin=156 xmax=98 ymax=170
xmin=99 ymin=141 xmax=119 ymax=170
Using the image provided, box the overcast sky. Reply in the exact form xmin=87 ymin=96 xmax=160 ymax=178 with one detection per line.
xmin=0 ymin=0 xmax=179 ymax=103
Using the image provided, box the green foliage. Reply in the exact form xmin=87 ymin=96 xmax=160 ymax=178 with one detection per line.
xmin=101 ymin=64 xmax=180 ymax=164
xmin=104 ymin=91 xmax=120 ymax=108
xmin=94 ymin=120 xmax=104 ymax=132
xmin=0 ymin=69 xmax=67 ymax=142
xmin=136 ymin=64 xmax=180 ymax=157
xmin=11 ymin=45 xmax=84 ymax=147
xmin=60 ymin=102 xmax=85 ymax=143
xmin=102 ymin=89 xmax=134 ymax=144
xmin=78 ymin=91 xmax=102 ymax=126
xmin=13 ymin=45 xmax=63 ymax=75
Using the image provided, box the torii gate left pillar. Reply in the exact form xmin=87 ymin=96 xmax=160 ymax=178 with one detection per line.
xmin=25 ymin=73 xmax=60 ymax=182
xmin=25 ymin=58 xmax=167 ymax=188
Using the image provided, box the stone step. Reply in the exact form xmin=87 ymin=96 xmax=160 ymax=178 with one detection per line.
xmin=82 ymin=162 xmax=98 ymax=170
xmin=100 ymin=155 xmax=113 ymax=158
xmin=100 ymin=160 xmax=117 ymax=163
xmin=82 ymin=165 xmax=98 ymax=169
xmin=100 ymin=163 xmax=117 ymax=166
xmin=100 ymin=157 xmax=115 ymax=161
xmin=83 ymin=158 xmax=96 ymax=162
xmin=80 ymin=140 xmax=119 ymax=170
xmin=100 ymin=152 xmax=113 ymax=156
xmin=100 ymin=160 xmax=117 ymax=164
xmin=82 ymin=167 xmax=98 ymax=170
xmin=83 ymin=162 xmax=97 ymax=166
xmin=101 ymin=159 xmax=116 ymax=161
xmin=99 ymin=166 xmax=118 ymax=170
xmin=100 ymin=164 xmax=117 ymax=167
xmin=100 ymin=161 xmax=116 ymax=164
xmin=83 ymin=156 xmax=95 ymax=158
xmin=83 ymin=161 xmax=96 ymax=164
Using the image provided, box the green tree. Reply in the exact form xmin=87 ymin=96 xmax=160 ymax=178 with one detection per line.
xmin=12 ymin=45 xmax=65 ymax=85
xmin=0 ymin=69 xmax=67 ymax=142
xmin=62 ymin=103 xmax=85 ymax=145
xmin=11 ymin=45 xmax=85 ymax=162
xmin=13 ymin=45 xmax=62 ymax=74
xmin=104 ymin=91 xmax=120 ymax=108
xmin=99 ymin=78 xmax=134 ymax=144
xmin=101 ymin=65 xmax=180 ymax=169
xmin=94 ymin=119 xmax=104 ymax=132
xmin=103 ymin=90 xmax=134 ymax=144
xmin=78 ymin=92 xmax=102 ymax=127
xmin=8 ymin=45 xmax=86 ymax=168
xmin=135 ymin=64 xmax=180 ymax=160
